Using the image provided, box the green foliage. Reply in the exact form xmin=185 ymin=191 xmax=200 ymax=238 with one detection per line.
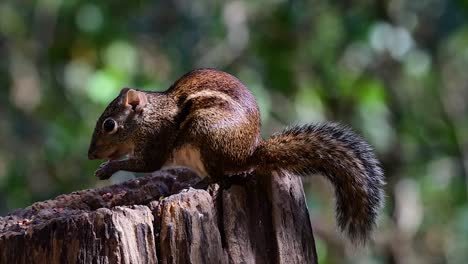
xmin=1 ymin=0 xmax=468 ymax=262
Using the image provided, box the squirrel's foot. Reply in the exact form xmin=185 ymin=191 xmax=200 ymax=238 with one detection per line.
xmin=192 ymin=177 xmax=212 ymax=189
xmin=218 ymin=172 xmax=253 ymax=189
xmin=95 ymin=161 xmax=115 ymax=180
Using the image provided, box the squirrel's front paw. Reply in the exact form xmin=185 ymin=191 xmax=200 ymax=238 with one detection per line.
xmin=95 ymin=161 xmax=114 ymax=180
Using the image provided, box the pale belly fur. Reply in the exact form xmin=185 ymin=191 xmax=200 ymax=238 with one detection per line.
xmin=162 ymin=144 xmax=208 ymax=178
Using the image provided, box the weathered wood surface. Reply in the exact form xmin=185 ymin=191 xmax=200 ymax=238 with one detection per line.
xmin=0 ymin=168 xmax=317 ymax=264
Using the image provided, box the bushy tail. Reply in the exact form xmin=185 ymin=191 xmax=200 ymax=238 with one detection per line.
xmin=251 ymin=122 xmax=385 ymax=243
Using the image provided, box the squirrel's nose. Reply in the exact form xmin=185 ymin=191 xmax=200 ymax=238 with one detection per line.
xmin=88 ymin=140 xmax=99 ymax=159
xmin=88 ymin=151 xmax=97 ymax=160
xmin=88 ymin=147 xmax=98 ymax=160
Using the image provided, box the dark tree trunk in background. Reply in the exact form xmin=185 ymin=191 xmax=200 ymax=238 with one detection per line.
xmin=0 ymin=168 xmax=317 ymax=264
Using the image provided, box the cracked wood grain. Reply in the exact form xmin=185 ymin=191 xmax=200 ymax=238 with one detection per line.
xmin=0 ymin=168 xmax=317 ymax=264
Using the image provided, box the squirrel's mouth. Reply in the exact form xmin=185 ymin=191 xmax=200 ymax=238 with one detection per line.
xmin=89 ymin=143 xmax=134 ymax=161
xmin=107 ymin=149 xmax=132 ymax=161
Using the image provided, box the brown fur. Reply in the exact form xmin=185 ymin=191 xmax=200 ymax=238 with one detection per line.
xmin=88 ymin=68 xmax=384 ymax=244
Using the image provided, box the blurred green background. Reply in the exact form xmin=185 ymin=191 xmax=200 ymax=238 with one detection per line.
xmin=1 ymin=0 xmax=468 ymax=263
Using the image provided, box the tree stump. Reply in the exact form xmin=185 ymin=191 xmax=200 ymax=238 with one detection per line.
xmin=0 ymin=168 xmax=317 ymax=264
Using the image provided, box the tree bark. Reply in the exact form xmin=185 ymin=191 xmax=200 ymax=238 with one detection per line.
xmin=0 ymin=168 xmax=317 ymax=264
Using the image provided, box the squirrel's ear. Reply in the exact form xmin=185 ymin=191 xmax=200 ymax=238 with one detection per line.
xmin=122 ymin=88 xmax=147 ymax=113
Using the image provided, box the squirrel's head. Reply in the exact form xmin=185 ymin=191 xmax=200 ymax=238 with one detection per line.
xmin=87 ymin=88 xmax=149 ymax=161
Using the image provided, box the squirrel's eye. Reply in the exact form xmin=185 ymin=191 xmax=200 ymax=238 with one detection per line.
xmin=102 ymin=118 xmax=117 ymax=134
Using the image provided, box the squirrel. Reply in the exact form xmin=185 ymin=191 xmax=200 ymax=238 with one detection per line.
xmin=88 ymin=68 xmax=384 ymax=243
